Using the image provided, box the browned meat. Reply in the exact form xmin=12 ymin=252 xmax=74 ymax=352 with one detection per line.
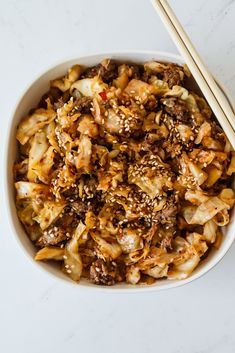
xmin=163 ymin=141 xmax=184 ymax=159
xmin=85 ymin=176 xmax=98 ymax=197
xmin=145 ymin=95 xmax=158 ymax=111
xmin=82 ymin=65 xmax=101 ymax=78
xmin=158 ymin=227 xmax=175 ymax=250
xmin=82 ymin=60 xmax=118 ymax=83
xmin=37 ymin=227 xmax=66 ymax=247
xmin=63 ymin=180 xmax=101 ymax=215
xmin=71 ymin=200 xmax=88 ymax=216
xmin=54 ymin=101 xmax=64 ymax=111
xmin=90 ymin=259 xmax=119 ymax=285
xmin=163 ymin=64 xmax=184 ymax=88
xmin=101 ymin=60 xmax=118 ymax=82
xmin=39 ymin=87 xmax=62 ymax=108
xmin=53 ymin=92 xmax=71 ymax=110
xmin=57 ymin=212 xmax=80 ymax=231
xmin=142 ymin=134 xmax=160 ymax=152
xmin=143 ymin=223 xmax=158 ymax=241
xmin=62 ymin=186 xmax=80 ymax=201
xmin=153 ymin=196 xmax=178 ymax=227
xmin=161 ymin=98 xmax=190 ymax=123
xmin=141 ymin=70 xmax=150 ymax=82
xmin=73 ymin=97 xmax=92 ymax=114
xmin=129 ymin=64 xmax=142 ymax=79
xmin=37 ymin=212 xmax=81 ymax=247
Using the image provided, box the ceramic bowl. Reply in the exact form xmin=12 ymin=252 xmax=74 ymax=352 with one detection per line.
xmin=5 ymin=51 xmax=235 ymax=292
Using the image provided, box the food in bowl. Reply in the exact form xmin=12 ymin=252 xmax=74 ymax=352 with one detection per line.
xmin=14 ymin=59 xmax=235 ymax=285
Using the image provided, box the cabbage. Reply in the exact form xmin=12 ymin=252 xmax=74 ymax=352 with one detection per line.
xmin=164 ymin=85 xmax=189 ymax=100
xmin=15 ymin=181 xmax=49 ymax=199
xmin=17 ymin=201 xmax=35 ymax=226
xmin=91 ymin=232 xmax=122 ymax=260
xmin=63 ymin=222 xmax=86 ymax=281
xmin=124 ymin=79 xmax=153 ymax=102
xmin=77 ymin=114 xmax=98 ymax=137
xmin=149 ymin=77 xmax=169 ymax=95
xmin=184 ymin=197 xmax=229 ymax=225
xmin=143 ymin=265 xmax=168 ymax=279
xmin=195 ymin=121 xmax=211 ymax=144
xmin=203 ymin=166 xmax=222 ymax=187
xmin=188 ymin=161 xmax=208 ymax=185
xmin=185 ymin=190 xmax=209 ymax=205
xmin=16 ymin=108 xmax=56 ymax=145
xmin=70 ymin=76 xmax=108 ymax=97
xmin=117 ymin=228 xmax=142 ymax=253
xmin=34 ymin=200 xmax=66 ymax=230
xmin=126 ymin=266 xmax=140 ymax=284
xmin=219 ymin=189 xmax=235 ymax=208
xmin=113 ymin=64 xmax=129 ymax=90
xmin=227 ymin=152 xmax=235 ymax=175
xmin=27 ymin=130 xmax=49 ymax=182
xmin=35 ymin=247 xmax=65 ymax=261
xmin=128 ymin=155 xmax=172 ymax=198
xmin=203 ymin=220 xmax=217 ymax=243
xmin=168 ymin=254 xmax=200 ymax=279
xmin=186 ymin=233 xmax=208 ymax=257
xmin=74 ymin=134 xmax=92 ymax=173
xmin=51 ymin=65 xmax=81 ymax=92
xmin=144 ymin=61 xmax=169 ymax=74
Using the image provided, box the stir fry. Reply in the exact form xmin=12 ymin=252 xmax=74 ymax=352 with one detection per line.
xmin=14 ymin=59 xmax=235 ymax=285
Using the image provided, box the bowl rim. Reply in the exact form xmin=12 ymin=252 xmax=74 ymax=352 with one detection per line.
xmin=4 ymin=49 xmax=235 ymax=293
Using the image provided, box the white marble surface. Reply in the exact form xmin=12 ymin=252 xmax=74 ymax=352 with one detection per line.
xmin=1 ymin=1 xmax=235 ymax=352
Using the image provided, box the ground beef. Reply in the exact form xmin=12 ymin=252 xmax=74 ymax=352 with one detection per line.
xmin=161 ymin=97 xmax=190 ymax=123
xmin=37 ymin=227 xmax=66 ymax=247
xmin=85 ymin=176 xmax=98 ymax=196
xmin=73 ymin=96 xmax=92 ymax=114
xmin=142 ymin=135 xmax=163 ymax=154
xmin=159 ymin=227 xmax=175 ymax=249
xmin=82 ymin=60 xmax=118 ymax=83
xmin=54 ymin=97 xmax=65 ymax=110
xmin=143 ymin=223 xmax=158 ymax=241
xmin=163 ymin=141 xmax=184 ymax=159
xmin=39 ymin=87 xmax=62 ymax=108
xmin=141 ymin=70 xmax=150 ymax=82
xmin=82 ymin=65 xmax=100 ymax=78
xmin=154 ymin=196 xmax=178 ymax=227
xmin=62 ymin=186 xmax=80 ymax=201
xmin=90 ymin=259 xmax=119 ymax=285
xmin=129 ymin=64 xmax=142 ymax=79
xmin=37 ymin=212 xmax=81 ymax=247
xmin=65 ymin=182 xmax=102 ymax=216
xmin=71 ymin=200 xmax=88 ymax=216
xmin=163 ymin=64 xmax=184 ymax=88
xmin=145 ymin=95 xmax=158 ymax=111
xmin=101 ymin=61 xmax=118 ymax=82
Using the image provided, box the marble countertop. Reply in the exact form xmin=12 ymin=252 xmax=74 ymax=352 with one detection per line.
xmin=0 ymin=1 xmax=235 ymax=352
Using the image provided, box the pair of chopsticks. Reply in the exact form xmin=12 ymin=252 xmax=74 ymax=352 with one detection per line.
xmin=151 ymin=0 xmax=235 ymax=149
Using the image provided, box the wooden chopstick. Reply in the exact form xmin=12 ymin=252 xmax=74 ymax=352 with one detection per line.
xmin=151 ymin=0 xmax=235 ymax=149
xmin=157 ymin=0 xmax=235 ymax=115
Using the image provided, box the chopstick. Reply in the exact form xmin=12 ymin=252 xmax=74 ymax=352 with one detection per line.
xmin=151 ymin=0 xmax=235 ymax=149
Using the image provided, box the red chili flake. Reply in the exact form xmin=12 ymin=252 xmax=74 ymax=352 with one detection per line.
xmin=99 ymin=91 xmax=107 ymax=101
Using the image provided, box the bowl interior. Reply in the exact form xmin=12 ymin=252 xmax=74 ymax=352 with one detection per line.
xmin=6 ymin=51 xmax=235 ymax=291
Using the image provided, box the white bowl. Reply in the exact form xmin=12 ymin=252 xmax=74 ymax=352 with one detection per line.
xmin=5 ymin=50 xmax=235 ymax=292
